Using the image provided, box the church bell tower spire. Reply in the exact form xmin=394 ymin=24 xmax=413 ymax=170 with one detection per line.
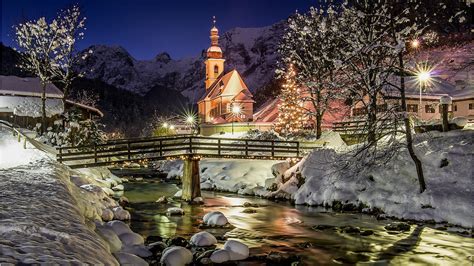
xmin=204 ymin=16 xmax=225 ymax=89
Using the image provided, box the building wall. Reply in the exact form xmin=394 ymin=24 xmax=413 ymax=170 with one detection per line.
xmin=453 ymin=99 xmax=474 ymax=118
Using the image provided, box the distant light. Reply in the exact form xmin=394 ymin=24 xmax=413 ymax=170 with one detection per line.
xmin=232 ymin=105 xmax=241 ymax=114
xmin=411 ymin=39 xmax=420 ymax=49
xmin=417 ymin=71 xmax=431 ymax=82
xmin=186 ymin=116 xmax=194 ymax=124
xmin=169 ymin=125 xmax=175 ymax=130
xmin=163 ymin=122 xmax=169 ymax=128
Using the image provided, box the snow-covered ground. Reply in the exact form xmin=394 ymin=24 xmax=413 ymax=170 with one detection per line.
xmin=0 ymin=126 xmax=149 ymax=264
xmin=163 ymin=129 xmax=473 ymax=228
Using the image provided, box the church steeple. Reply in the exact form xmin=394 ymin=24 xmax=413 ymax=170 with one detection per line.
xmin=204 ymin=16 xmax=225 ymax=89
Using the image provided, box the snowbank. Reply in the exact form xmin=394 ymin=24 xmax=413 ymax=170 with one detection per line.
xmin=286 ymin=130 xmax=474 ymax=227
xmin=0 ymin=128 xmax=118 ymax=264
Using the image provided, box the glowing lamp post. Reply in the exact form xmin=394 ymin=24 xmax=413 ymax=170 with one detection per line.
xmin=416 ymin=70 xmax=432 ymax=116
xmin=411 ymin=39 xmax=420 ymax=49
xmin=231 ymin=105 xmax=241 ymax=135
xmin=185 ymin=115 xmax=195 ymax=134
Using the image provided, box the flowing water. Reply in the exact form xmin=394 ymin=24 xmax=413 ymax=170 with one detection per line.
xmin=123 ymin=179 xmax=473 ymax=265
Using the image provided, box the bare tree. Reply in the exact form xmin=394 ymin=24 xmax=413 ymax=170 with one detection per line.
xmin=14 ymin=18 xmax=61 ymax=133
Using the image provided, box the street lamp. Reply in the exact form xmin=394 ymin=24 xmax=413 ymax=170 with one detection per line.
xmin=185 ymin=115 xmax=195 ymax=134
xmin=416 ymin=69 xmax=432 ymax=116
xmin=163 ymin=122 xmax=169 ymax=128
xmin=411 ymin=39 xmax=420 ymax=49
xmin=231 ymin=104 xmax=241 ymax=135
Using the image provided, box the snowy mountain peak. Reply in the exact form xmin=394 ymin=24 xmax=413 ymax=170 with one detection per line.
xmin=154 ymin=52 xmax=172 ymax=63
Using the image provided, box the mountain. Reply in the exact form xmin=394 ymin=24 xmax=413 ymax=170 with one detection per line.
xmin=75 ymin=21 xmax=286 ymax=104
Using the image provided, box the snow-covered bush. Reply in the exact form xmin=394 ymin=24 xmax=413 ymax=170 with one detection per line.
xmin=42 ymin=110 xmax=107 ymax=147
xmin=245 ymin=129 xmax=282 ymax=140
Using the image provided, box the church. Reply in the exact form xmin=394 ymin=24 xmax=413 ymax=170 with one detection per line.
xmin=197 ymin=20 xmax=254 ymax=124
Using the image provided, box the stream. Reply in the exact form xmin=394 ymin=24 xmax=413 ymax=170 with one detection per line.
xmin=122 ymin=179 xmax=473 ymax=265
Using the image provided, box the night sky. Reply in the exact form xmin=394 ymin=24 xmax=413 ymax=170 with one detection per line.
xmin=1 ymin=0 xmax=316 ymax=60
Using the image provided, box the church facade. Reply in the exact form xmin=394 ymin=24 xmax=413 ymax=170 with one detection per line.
xmin=198 ymin=20 xmax=254 ymax=124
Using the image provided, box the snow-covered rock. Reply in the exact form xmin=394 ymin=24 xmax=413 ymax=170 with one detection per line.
xmin=223 ymin=240 xmax=249 ymax=260
xmin=114 ymin=252 xmax=148 ymax=266
xmin=210 ymin=249 xmax=231 ymax=263
xmin=166 ymin=207 xmax=185 ymax=216
xmin=101 ymin=208 xmax=114 ymax=221
xmin=96 ymin=226 xmax=122 ymax=253
xmin=113 ymin=206 xmax=131 ymax=220
xmin=119 ymin=232 xmax=145 ymax=246
xmin=203 ymin=211 xmax=228 ymax=226
xmin=173 ymin=190 xmax=182 ymax=198
xmin=193 ymin=197 xmax=204 ymax=204
xmin=121 ymin=244 xmax=152 ymax=258
xmin=190 ymin=231 xmax=217 ymax=247
xmin=112 ymin=184 xmax=124 ymax=191
xmin=160 ymin=246 xmax=193 ymax=266
xmin=452 ymin=117 xmax=468 ymax=127
xmin=107 ymin=220 xmax=132 ymax=235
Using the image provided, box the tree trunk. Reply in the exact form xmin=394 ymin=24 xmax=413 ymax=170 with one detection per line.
xmin=316 ymin=113 xmax=322 ymax=139
xmin=399 ymin=53 xmax=426 ymax=193
xmin=367 ymin=94 xmax=377 ymax=143
xmin=41 ymin=82 xmax=47 ymax=135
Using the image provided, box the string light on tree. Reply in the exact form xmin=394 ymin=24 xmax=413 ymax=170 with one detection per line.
xmin=275 ymin=64 xmax=306 ymax=134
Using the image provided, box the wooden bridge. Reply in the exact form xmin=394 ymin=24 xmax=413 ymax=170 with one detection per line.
xmin=57 ymin=135 xmax=312 ymax=201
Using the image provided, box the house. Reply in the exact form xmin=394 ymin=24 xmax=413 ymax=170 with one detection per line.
xmin=351 ymin=77 xmax=474 ymax=121
xmin=197 ymin=20 xmax=254 ymax=124
xmin=0 ymin=75 xmax=103 ymax=128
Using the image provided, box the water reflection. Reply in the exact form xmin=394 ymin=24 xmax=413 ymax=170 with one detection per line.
xmin=124 ymin=181 xmax=473 ymax=265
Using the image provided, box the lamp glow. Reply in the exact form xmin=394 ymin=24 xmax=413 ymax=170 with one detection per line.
xmin=163 ymin=122 xmax=169 ymax=128
xmin=411 ymin=39 xmax=420 ymax=49
xmin=232 ymin=105 xmax=241 ymax=114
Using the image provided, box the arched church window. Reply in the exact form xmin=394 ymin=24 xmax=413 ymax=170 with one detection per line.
xmin=214 ymin=65 xmax=219 ymax=74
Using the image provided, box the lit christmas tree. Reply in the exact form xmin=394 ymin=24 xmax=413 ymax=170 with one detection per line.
xmin=275 ymin=64 xmax=306 ymax=134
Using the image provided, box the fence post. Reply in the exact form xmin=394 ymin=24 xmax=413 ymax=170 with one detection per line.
xmin=127 ymin=141 xmax=131 ymax=160
xmin=245 ymin=140 xmax=249 ymax=156
xmin=159 ymin=140 xmax=163 ymax=157
xmin=58 ymin=148 xmax=63 ymax=163
xmin=94 ymin=143 xmax=98 ymax=163
xmin=296 ymin=142 xmax=300 ymax=157
xmin=271 ymin=140 xmax=275 ymax=157
xmin=189 ymin=136 xmax=193 ymax=154
xmin=23 ymin=137 xmax=27 ymax=149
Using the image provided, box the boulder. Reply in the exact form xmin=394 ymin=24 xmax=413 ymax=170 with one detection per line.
xmin=119 ymin=232 xmax=145 ymax=246
xmin=101 ymin=208 xmax=114 ymax=222
xmin=210 ymin=249 xmax=231 ymax=263
xmin=160 ymin=246 xmax=193 ymax=266
xmin=223 ymin=240 xmax=249 ymax=260
xmin=107 ymin=220 xmax=132 ymax=235
xmin=96 ymin=226 xmax=122 ymax=253
xmin=156 ymin=196 xmax=168 ymax=204
xmin=203 ymin=211 xmax=228 ymax=226
xmin=113 ymin=207 xmax=131 ymax=220
xmin=190 ymin=231 xmax=217 ymax=247
xmin=166 ymin=207 xmax=184 ymax=216
xmin=114 ymin=252 xmax=148 ymax=266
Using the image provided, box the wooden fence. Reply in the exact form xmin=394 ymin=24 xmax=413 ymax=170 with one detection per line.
xmin=57 ymin=136 xmax=304 ymax=168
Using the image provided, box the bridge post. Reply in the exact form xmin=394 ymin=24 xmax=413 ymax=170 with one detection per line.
xmin=181 ymin=156 xmax=201 ymax=201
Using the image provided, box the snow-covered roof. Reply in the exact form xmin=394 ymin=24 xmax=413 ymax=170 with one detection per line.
xmin=199 ymin=70 xmax=253 ymax=102
xmin=0 ymin=95 xmax=63 ymax=118
xmin=387 ymin=76 xmax=474 ymax=101
xmin=0 ymin=75 xmax=64 ymax=99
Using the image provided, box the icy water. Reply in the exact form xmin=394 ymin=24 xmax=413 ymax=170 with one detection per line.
xmin=123 ymin=180 xmax=473 ymax=265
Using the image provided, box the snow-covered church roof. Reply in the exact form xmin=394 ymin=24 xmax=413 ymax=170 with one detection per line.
xmin=0 ymin=75 xmax=63 ymax=98
xmin=198 ymin=70 xmax=253 ymax=102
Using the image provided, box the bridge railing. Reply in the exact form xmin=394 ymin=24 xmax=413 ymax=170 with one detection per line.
xmin=57 ymin=135 xmax=301 ymax=168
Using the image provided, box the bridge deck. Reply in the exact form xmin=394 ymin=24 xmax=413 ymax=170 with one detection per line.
xmin=57 ymin=135 xmax=310 ymax=169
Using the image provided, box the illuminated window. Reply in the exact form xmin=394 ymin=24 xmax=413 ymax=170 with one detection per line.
xmin=407 ymin=104 xmax=418 ymax=112
xmin=425 ymin=105 xmax=435 ymax=113
xmin=214 ymin=65 xmax=219 ymax=74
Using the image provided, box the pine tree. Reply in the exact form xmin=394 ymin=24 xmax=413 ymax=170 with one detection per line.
xmin=275 ymin=65 xmax=306 ymax=135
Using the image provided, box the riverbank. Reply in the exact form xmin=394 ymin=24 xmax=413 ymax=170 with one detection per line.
xmin=162 ymin=130 xmax=473 ymax=228
xmin=0 ymin=127 xmax=149 ymax=264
